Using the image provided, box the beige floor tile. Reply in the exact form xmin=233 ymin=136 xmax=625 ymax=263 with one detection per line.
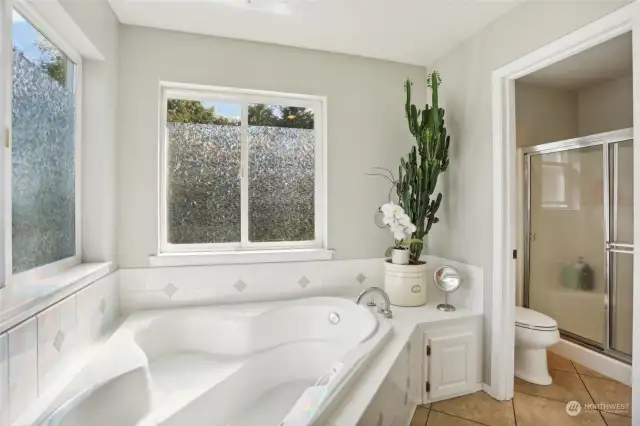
xmin=431 ymin=391 xmax=515 ymax=426
xmin=513 ymin=392 xmax=606 ymax=426
xmin=600 ymin=411 xmax=631 ymax=426
xmin=581 ymin=376 xmax=631 ymax=417
xmin=572 ymin=363 xmax=610 ymax=380
xmin=514 ymin=369 xmax=593 ymax=404
xmin=548 ymin=351 xmax=577 ymax=372
xmin=412 ymin=405 xmax=430 ymax=426
xmin=427 ymin=411 xmax=484 ymax=426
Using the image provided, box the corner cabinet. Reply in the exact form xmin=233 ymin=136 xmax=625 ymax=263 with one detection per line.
xmin=420 ymin=315 xmax=483 ymax=403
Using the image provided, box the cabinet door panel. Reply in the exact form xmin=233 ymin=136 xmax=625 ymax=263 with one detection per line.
xmin=428 ymin=331 xmax=475 ymax=400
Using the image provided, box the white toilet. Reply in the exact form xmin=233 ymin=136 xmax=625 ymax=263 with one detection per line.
xmin=514 ymin=306 xmax=560 ymax=385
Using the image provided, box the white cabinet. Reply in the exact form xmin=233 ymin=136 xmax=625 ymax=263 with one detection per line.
xmin=421 ymin=316 xmax=482 ymax=403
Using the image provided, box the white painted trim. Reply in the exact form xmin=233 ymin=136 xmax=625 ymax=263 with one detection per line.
xmin=148 ymin=248 xmax=334 ymax=267
xmin=0 ymin=0 xmax=9 ymax=288
xmin=158 ymin=82 xmax=328 ymax=256
xmin=549 ymin=340 xmax=631 ymax=386
xmin=631 ymin=1 xmax=640 ymax=416
xmin=18 ymin=0 xmax=103 ymax=61
xmin=491 ymin=2 xmax=638 ymax=402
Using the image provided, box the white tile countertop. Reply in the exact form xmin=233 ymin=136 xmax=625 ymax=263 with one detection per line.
xmin=0 ymin=262 xmax=112 ymax=333
xmin=326 ymin=302 xmax=482 ymax=426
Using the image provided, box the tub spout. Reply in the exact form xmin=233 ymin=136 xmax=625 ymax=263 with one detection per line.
xmin=356 ymin=287 xmax=393 ymax=319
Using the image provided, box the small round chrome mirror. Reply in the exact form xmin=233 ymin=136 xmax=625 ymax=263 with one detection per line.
xmin=433 ymin=266 xmax=462 ymax=312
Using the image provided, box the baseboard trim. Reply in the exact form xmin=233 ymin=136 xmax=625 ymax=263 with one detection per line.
xmin=549 ymin=339 xmax=631 ymax=386
xmin=481 ymin=382 xmax=500 ymax=399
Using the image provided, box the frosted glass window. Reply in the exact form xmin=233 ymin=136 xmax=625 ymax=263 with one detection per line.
xmin=166 ymin=100 xmax=242 ymax=244
xmin=248 ymin=104 xmax=315 ymax=242
xmin=161 ymin=86 xmax=324 ymax=252
xmin=11 ymin=10 xmax=77 ymax=273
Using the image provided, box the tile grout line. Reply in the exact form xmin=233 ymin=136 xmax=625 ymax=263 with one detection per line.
xmin=512 ymin=389 xmax=584 ymax=406
xmin=429 ymin=408 xmax=492 ymax=426
xmin=574 ymin=369 xmax=609 ymax=425
xmin=512 ymin=394 xmax=518 ymax=426
xmin=570 ymin=360 xmax=619 ymax=384
xmin=424 ymin=405 xmax=430 ymax=426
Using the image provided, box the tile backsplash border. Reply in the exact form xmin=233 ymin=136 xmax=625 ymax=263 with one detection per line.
xmin=120 ymin=256 xmax=484 ymax=314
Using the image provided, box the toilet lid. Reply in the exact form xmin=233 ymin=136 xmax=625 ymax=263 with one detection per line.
xmin=515 ymin=307 xmax=557 ymax=330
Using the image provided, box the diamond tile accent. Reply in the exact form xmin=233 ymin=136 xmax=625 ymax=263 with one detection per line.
xmin=98 ymin=299 xmax=107 ymax=315
xmin=234 ymin=280 xmax=247 ymax=292
xmin=356 ymin=273 xmax=367 ymax=284
xmin=164 ymin=283 xmax=178 ymax=299
xmin=298 ymin=275 xmax=310 ymax=288
xmin=53 ymin=331 xmax=65 ymax=352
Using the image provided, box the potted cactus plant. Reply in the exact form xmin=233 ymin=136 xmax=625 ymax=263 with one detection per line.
xmin=376 ymin=71 xmax=450 ymax=306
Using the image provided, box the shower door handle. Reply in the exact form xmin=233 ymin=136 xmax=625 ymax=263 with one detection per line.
xmin=606 ymin=242 xmax=634 ymax=253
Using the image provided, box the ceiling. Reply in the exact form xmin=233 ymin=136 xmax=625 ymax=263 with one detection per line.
xmin=108 ymin=0 xmax=523 ymax=66
xmin=518 ymin=32 xmax=632 ymax=90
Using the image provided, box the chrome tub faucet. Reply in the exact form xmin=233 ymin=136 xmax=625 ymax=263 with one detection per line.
xmin=356 ymin=287 xmax=393 ymax=319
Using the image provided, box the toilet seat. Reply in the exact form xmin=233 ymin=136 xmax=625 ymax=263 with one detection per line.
xmin=515 ymin=306 xmax=558 ymax=332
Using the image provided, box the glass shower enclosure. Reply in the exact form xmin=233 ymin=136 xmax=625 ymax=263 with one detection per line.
xmin=523 ymin=128 xmax=633 ymax=363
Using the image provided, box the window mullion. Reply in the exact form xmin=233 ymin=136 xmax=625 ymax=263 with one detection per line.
xmin=240 ymin=102 xmax=249 ymax=247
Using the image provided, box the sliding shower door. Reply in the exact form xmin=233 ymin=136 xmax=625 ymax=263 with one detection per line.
xmin=524 ymin=129 xmax=633 ymax=363
xmin=526 ymin=144 xmax=606 ymax=346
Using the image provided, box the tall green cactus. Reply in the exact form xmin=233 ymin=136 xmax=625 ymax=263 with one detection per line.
xmin=400 ymin=71 xmax=450 ymax=263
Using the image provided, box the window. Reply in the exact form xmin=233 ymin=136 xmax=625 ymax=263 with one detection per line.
xmin=1 ymin=6 xmax=82 ymax=285
xmin=160 ymin=84 xmax=325 ymax=255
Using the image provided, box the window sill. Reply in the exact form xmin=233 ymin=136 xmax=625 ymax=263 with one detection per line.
xmin=149 ymin=249 xmax=334 ymax=267
xmin=0 ymin=262 xmax=112 ymax=334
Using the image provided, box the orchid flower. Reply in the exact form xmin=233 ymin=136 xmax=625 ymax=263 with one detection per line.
xmin=379 ymin=202 xmax=422 ymax=247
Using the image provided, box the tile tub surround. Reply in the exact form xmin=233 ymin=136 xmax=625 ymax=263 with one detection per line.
xmin=1 ymin=272 xmax=120 ymax=425
xmin=17 ymin=297 xmax=394 ymax=426
xmin=120 ymin=256 xmax=484 ymax=313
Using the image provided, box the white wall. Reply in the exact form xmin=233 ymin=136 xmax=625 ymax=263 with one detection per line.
xmin=59 ymin=0 xmax=119 ymax=267
xmin=428 ymin=0 xmax=629 ymax=387
xmin=578 ymin=74 xmax=633 ymax=135
xmin=116 ymin=26 xmax=426 ymax=268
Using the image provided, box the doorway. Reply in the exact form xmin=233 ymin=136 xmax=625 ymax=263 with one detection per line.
xmin=490 ymin=3 xmax=638 ymax=401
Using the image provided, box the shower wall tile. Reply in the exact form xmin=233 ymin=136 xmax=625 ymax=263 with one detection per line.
xmin=8 ymin=318 xmax=37 ymax=423
xmin=118 ymin=257 xmax=484 ymax=313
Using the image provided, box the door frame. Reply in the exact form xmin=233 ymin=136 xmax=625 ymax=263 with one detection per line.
xmin=490 ymin=1 xmax=639 ymax=401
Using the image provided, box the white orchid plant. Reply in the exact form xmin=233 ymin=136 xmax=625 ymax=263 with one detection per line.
xmin=380 ymin=202 xmax=423 ymax=255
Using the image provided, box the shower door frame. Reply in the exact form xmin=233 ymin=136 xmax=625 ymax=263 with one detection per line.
xmin=522 ymin=127 xmax=633 ymax=364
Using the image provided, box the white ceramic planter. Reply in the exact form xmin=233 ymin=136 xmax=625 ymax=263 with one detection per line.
xmin=383 ymin=260 xmax=428 ymax=306
xmin=391 ymin=248 xmax=410 ymax=265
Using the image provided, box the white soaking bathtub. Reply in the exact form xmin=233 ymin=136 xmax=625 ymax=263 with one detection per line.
xmin=33 ymin=297 xmax=392 ymax=426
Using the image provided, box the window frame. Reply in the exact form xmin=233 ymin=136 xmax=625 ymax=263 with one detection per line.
xmin=2 ymin=0 xmax=83 ymax=286
xmin=159 ymin=82 xmax=327 ymax=255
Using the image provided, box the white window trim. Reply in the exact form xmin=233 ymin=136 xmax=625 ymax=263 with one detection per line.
xmin=157 ymin=82 xmax=330 ymax=264
xmin=2 ymin=0 xmax=83 ymax=286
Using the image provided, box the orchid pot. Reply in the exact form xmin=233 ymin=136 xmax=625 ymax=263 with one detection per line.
xmin=391 ymin=248 xmax=410 ymax=265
